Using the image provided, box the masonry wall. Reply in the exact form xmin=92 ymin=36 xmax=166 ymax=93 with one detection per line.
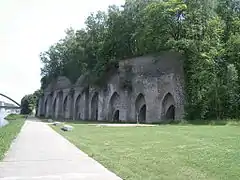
xmin=39 ymin=52 xmax=185 ymax=123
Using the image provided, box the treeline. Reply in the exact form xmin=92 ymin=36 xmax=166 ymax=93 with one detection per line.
xmin=20 ymin=90 xmax=43 ymax=115
xmin=40 ymin=0 xmax=240 ymax=120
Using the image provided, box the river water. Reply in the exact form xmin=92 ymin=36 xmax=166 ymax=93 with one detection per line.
xmin=0 ymin=109 xmax=9 ymax=127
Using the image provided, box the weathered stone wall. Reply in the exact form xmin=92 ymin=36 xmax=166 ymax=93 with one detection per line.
xmin=39 ymin=53 xmax=185 ymax=123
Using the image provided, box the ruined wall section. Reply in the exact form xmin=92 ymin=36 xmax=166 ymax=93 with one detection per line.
xmin=119 ymin=52 xmax=184 ymax=123
xmin=41 ymin=52 xmax=184 ymax=123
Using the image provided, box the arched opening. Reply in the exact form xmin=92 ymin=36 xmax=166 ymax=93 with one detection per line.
xmin=161 ymin=93 xmax=175 ymax=122
xmin=75 ymin=94 xmax=81 ymax=120
xmin=44 ymin=98 xmax=48 ymax=117
xmin=109 ymin=92 xmax=120 ymax=122
xmin=139 ymin=104 xmax=146 ymax=123
xmin=52 ymin=98 xmax=57 ymax=119
xmin=166 ymin=105 xmax=175 ymax=120
xmin=113 ymin=110 xmax=120 ymax=122
xmin=63 ymin=96 xmax=68 ymax=119
xmin=44 ymin=94 xmax=52 ymax=118
xmin=69 ymin=92 xmax=74 ymax=119
xmin=135 ymin=93 xmax=146 ymax=123
xmin=91 ymin=92 xmax=99 ymax=121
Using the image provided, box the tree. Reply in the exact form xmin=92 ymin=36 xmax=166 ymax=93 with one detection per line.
xmin=20 ymin=95 xmax=36 ymax=115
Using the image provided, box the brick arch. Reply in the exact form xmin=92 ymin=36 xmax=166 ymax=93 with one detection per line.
xmin=161 ymin=92 xmax=175 ymax=122
xmin=91 ymin=92 xmax=99 ymax=121
xmin=44 ymin=93 xmax=52 ymax=118
xmin=52 ymin=97 xmax=57 ymax=119
xmin=109 ymin=92 xmax=120 ymax=122
xmin=135 ymin=93 xmax=146 ymax=123
xmin=75 ymin=93 xmax=82 ymax=120
xmin=63 ymin=95 xmax=68 ymax=119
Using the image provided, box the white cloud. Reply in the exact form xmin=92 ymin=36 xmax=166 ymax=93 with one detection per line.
xmin=0 ymin=0 xmax=124 ymax=103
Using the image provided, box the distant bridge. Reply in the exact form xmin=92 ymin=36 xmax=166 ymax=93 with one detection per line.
xmin=0 ymin=93 xmax=21 ymax=109
xmin=0 ymin=106 xmax=21 ymax=109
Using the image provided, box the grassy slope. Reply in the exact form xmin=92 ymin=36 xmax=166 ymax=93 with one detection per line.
xmin=0 ymin=119 xmax=24 ymax=160
xmin=53 ymin=124 xmax=240 ymax=180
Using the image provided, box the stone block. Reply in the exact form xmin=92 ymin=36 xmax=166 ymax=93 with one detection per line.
xmin=61 ymin=125 xmax=73 ymax=131
xmin=48 ymin=119 xmax=53 ymax=122
xmin=53 ymin=121 xmax=62 ymax=126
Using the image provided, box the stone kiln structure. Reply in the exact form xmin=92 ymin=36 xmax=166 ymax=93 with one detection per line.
xmin=38 ymin=53 xmax=185 ymax=123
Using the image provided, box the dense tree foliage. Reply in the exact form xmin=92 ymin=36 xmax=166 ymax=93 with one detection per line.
xmin=21 ymin=90 xmax=43 ymax=115
xmin=40 ymin=0 xmax=240 ymax=120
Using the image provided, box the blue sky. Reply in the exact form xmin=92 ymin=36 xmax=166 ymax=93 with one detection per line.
xmin=0 ymin=0 xmax=124 ymax=103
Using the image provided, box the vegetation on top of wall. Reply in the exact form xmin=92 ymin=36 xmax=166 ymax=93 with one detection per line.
xmin=40 ymin=0 xmax=240 ymax=121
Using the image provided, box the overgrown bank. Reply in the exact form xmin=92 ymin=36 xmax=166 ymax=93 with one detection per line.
xmin=40 ymin=0 xmax=240 ymax=121
xmin=0 ymin=119 xmax=25 ymax=160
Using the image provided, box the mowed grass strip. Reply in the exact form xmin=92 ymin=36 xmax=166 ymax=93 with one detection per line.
xmin=0 ymin=119 xmax=25 ymax=160
xmin=52 ymin=124 xmax=240 ymax=180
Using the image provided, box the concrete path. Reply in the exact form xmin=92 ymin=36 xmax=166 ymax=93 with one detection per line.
xmin=0 ymin=118 xmax=122 ymax=180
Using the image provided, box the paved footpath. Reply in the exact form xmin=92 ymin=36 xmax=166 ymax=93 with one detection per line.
xmin=0 ymin=118 xmax=122 ymax=180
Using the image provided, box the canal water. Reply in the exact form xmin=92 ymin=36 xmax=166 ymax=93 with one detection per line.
xmin=0 ymin=109 xmax=9 ymax=127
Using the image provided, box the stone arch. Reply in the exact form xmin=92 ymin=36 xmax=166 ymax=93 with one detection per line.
xmin=75 ymin=94 xmax=81 ymax=120
xmin=52 ymin=97 xmax=57 ymax=119
xmin=113 ymin=110 xmax=120 ymax=122
xmin=135 ymin=93 xmax=147 ymax=123
xmin=68 ymin=91 xmax=75 ymax=120
xmin=63 ymin=95 xmax=68 ymax=119
xmin=109 ymin=92 xmax=120 ymax=122
xmin=161 ymin=92 xmax=175 ymax=122
xmin=44 ymin=94 xmax=52 ymax=118
xmin=91 ymin=92 xmax=99 ymax=121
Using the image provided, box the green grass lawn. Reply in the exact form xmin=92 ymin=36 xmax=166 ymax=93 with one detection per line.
xmin=0 ymin=119 xmax=25 ymax=160
xmin=52 ymin=123 xmax=240 ymax=180
xmin=4 ymin=114 xmax=26 ymax=121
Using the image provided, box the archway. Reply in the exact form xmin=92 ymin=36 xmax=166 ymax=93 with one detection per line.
xmin=63 ymin=96 xmax=68 ymax=119
xmin=52 ymin=98 xmax=57 ymax=119
xmin=75 ymin=94 xmax=81 ymax=120
xmin=113 ymin=110 xmax=120 ymax=122
xmin=139 ymin=104 xmax=146 ymax=123
xmin=161 ymin=93 xmax=175 ymax=122
xmin=91 ymin=92 xmax=99 ymax=121
xmin=135 ymin=93 xmax=146 ymax=123
xmin=44 ymin=97 xmax=49 ymax=117
xmin=166 ymin=105 xmax=175 ymax=120
xmin=69 ymin=92 xmax=74 ymax=119
xmin=109 ymin=92 xmax=120 ymax=122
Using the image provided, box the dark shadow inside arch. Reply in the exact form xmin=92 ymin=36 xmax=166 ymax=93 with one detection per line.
xmin=139 ymin=104 xmax=146 ymax=123
xmin=109 ymin=92 xmax=120 ymax=122
xmin=75 ymin=94 xmax=81 ymax=120
xmin=44 ymin=98 xmax=48 ymax=116
xmin=52 ymin=98 xmax=57 ymax=118
xmin=135 ymin=93 xmax=147 ymax=123
xmin=161 ymin=92 xmax=175 ymax=123
xmin=113 ymin=110 xmax=120 ymax=122
xmin=166 ymin=105 xmax=175 ymax=121
xmin=91 ymin=92 xmax=99 ymax=121
xmin=63 ymin=96 xmax=68 ymax=119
